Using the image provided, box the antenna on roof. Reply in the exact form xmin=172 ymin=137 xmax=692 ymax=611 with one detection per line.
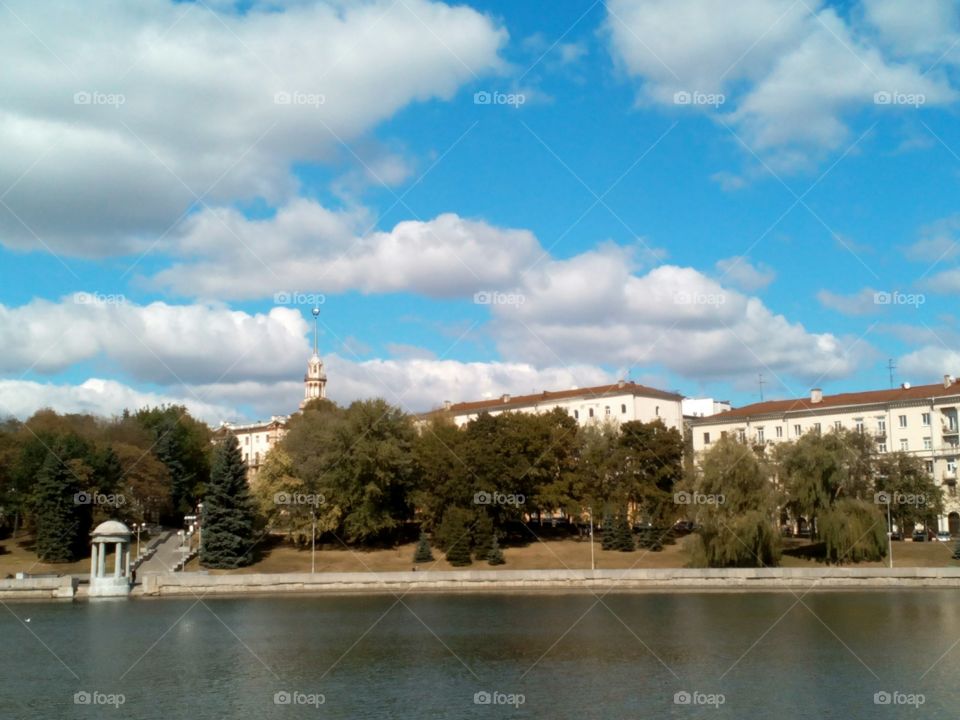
xmin=758 ymin=372 xmax=766 ymax=402
xmin=887 ymin=358 xmax=896 ymax=389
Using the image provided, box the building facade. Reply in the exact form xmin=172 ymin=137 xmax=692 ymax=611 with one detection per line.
xmin=688 ymin=376 xmax=960 ymax=534
xmin=426 ymin=380 xmax=685 ymax=431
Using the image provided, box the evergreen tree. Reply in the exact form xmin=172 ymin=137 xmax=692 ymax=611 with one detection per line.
xmin=438 ymin=507 xmax=473 ymax=566
xmin=601 ymin=511 xmax=616 ymax=550
xmin=32 ymin=445 xmax=85 ymax=562
xmin=486 ymin=535 xmax=505 ymax=565
xmin=413 ymin=531 xmax=434 ymax=563
xmin=200 ymin=434 xmax=256 ymax=568
xmin=611 ymin=513 xmax=635 ymax=552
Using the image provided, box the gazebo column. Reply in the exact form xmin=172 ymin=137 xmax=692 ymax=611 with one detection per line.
xmin=89 ymin=544 xmax=98 ymax=578
xmin=114 ymin=542 xmax=122 ymax=577
xmin=97 ymin=542 xmax=106 ymax=577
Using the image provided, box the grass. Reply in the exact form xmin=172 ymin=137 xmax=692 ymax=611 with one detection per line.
xmin=183 ymin=534 xmax=960 ymax=574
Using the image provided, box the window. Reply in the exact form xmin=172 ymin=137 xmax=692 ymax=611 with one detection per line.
xmin=877 ymin=418 xmax=886 ymax=433
xmin=756 ymin=427 xmax=765 ymax=443
xmin=703 ymin=432 xmax=711 ymax=445
xmin=794 ymin=424 xmax=802 ymax=437
xmin=254 ymin=452 xmax=260 ymax=465
xmin=605 ymin=406 xmax=611 ymax=416
xmin=244 ymin=436 xmax=249 ymax=444
xmin=924 ymin=437 xmax=932 ymax=450
xmin=775 ymin=426 xmax=783 ymax=438
xmin=720 ymin=431 xmax=728 ymax=439
xmin=834 ymin=420 xmax=842 ymax=431
xmin=899 ymin=439 xmax=908 ymax=452
xmin=898 ymin=415 xmax=907 ymax=428
xmin=878 ymin=443 xmax=887 ymax=453
xmin=621 ymin=403 xmax=627 ymax=414
xmin=855 ymin=419 xmax=864 ymax=433
xmin=655 ymin=405 xmax=660 ymax=416
xmin=925 ymin=461 xmax=934 ymax=476
xmin=737 ymin=429 xmax=746 ymax=443
xmin=588 ymin=408 xmax=594 ymax=418
xmin=948 ymin=458 xmax=957 ymax=474
xmin=813 ymin=422 xmax=821 ymax=434
xmin=574 ymin=410 xmax=579 ymax=420
xmin=922 ymin=413 xmax=931 ymax=426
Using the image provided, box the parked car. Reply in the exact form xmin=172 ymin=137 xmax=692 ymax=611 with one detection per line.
xmin=912 ymin=530 xmax=927 ymax=542
xmin=937 ymin=531 xmax=952 ymax=543
xmin=889 ymin=530 xmax=902 ymax=541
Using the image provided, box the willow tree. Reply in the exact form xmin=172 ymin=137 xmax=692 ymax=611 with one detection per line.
xmin=688 ymin=436 xmax=780 ymax=567
xmin=819 ymin=498 xmax=887 ymax=564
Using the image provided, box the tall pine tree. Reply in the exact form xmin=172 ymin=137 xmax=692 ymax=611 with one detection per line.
xmin=200 ymin=434 xmax=256 ymax=569
xmin=33 ymin=444 xmax=85 ymax=562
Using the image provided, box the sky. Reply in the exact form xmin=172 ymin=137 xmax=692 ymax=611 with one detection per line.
xmin=1 ymin=0 xmax=959 ymax=424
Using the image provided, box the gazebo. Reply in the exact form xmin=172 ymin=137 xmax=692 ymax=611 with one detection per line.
xmin=89 ymin=520 xmax=133 ymax=597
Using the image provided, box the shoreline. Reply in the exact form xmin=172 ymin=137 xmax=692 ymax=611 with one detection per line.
xmin=6 ymin=567 xmax=960 ymax=600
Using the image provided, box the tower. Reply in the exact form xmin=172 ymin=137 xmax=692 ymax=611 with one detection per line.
xmin=301 ymin=306 xmax=327 ymax=409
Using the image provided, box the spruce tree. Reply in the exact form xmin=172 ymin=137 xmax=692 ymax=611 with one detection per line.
xmin=601 ymin=511 xmax=615 ymax=551
xmin=33 ymin=446 xmax=84 ymax=563
xmin=200 ymin=434 xmax=256 ymax=569
xmin=612 ymin=514 xmax=635 ymax=552
xmin=486 ymin=535 xmax=505 ymax=565
xmin=413 ymin=531 xmax=434 ymax=563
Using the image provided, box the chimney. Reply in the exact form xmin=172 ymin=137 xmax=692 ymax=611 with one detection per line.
xmin=618 ymin=379 xmax=626 ymax=389
xmin=946 ymin=374 xmax=954 ymax=388
xmin=901 ymin=382 xmax=911 ymax=390
xmin=443 ymin=400 xmax=451 ymax=411
xmin=501 ymin=393 xmax=511 ymax=403
xmin=810 ymin=388 xmax=823 ymax=404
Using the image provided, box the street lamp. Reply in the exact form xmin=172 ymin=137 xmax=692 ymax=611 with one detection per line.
xmin=589 ymin=506 xmax=596 ymax=571
xmin=886 ymin=496 xmax=894 ymax=569
xmin=135 ymin=522 xmax=144 ymax=558
xmin=311 ymin=510 xmax=316 ymax=574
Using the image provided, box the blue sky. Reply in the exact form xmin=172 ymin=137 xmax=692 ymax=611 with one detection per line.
xmin=1 ymin=0 xmax=959 ymax=422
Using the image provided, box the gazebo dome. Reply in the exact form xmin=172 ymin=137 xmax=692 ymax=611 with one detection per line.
xmin=91 ymin=520 xmax=132 ymax=539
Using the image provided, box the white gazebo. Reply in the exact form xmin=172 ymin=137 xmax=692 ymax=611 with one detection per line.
xmin=89 ymin=520 xmax=133 ymax=597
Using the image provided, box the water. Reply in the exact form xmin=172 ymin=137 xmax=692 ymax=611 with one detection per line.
xmin=1 ymin=591 xmax=956 ymax=718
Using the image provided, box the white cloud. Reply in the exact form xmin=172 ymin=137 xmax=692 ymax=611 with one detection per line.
xmin=0 ymin=378 xmax=235 ymax=425
xmin=147 ymin=200 xmax=543 ymax=299
xmin=0 ymin=0 xmax=506 ymax=255
xmin=904 ymin=214 xmax=960 ymax=263
xmin=899 ymin=347 xmax=960 ymax=381
xmin=715 ymin=256 xmax=776 ymax=291
xmin=605 ymin=0 xmax=957 ymax=168
xmin=0 ymin=297 xmax=309 ymax=384
xmin=861 ymin=0 xmax=960 ymax=56
xmin=922 ymin=269 xmax=960 ymax=294
xmin=489 ymin=245 xmax=864 ymax=383
xmin=817 ymin=287 xmax=883 ymax=316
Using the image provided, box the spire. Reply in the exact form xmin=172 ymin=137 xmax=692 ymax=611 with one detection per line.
xmin=312 ymin=306 xmax=320 ymax=356
xmin=301 ymin=306 xmax=327 ymax=409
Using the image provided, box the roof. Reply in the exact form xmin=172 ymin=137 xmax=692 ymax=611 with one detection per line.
xmin=91 ymin=520 xmax=131 ymax=538
xmin=692 ymin=380 xmax=960 ymax=423
xmin=428 ymin=381 xmax=682 ymax=417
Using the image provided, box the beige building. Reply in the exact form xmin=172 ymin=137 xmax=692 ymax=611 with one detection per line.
xmin=426 ymin=380 xmax=685 ymax=431
xmin=688 ymin=375 xmax=960 ymax=534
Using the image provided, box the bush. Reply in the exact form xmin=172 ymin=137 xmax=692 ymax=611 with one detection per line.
xmin=819 ymin=499 xmax=887 ymax=564
xmin=413 ymin=532 xmax=434 ymax=564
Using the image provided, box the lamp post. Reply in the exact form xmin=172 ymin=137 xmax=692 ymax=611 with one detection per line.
xmin=311 ymin=510 xmax=316 ymax=574
xmin=135 ymin=522 xmax=143 ymax=558
xmin=197 ymin=503 xmax=203 ymax=554
xmin=589 ymin=506 xmax=596 ymax=571
xmin=886 ymin=496 xmax=894 ymax=569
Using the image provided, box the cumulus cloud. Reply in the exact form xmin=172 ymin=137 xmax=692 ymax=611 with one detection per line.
xmin=0 ymin=0 xmax=506 ymax=255
xmin=861 ymin=0 xmax=960 ymax=56
xmin=899 ymin=347 xmax=960 ymax=382
xmin=488 ymin=245 xmax=864 ymax=382
xmin=0 ymin=297 xmax=309 ymax=384
xmin=715 ymin=256 xmax=776 ymax=291
xmin=816 ymin=287 xmax=883 ymax=316
xmin=605 ymin=0 xmax=957 ymax=168
xmin=904 ymin=214 xmax=960 ymax=263
xmin=147 ymin=200 xmax=543 ymax=299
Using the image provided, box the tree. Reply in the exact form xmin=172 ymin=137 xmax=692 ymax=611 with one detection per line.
xmin=688 ymin=436 xmax=781 ymax=568
xmin=32 ymin=442 xmax=88 ymax=562
xmin=875 ymin=452 xmax=943 ymax=536
xmin=411 ymin=418 xmax=470 ymax=532
xmin=201 ymin=434 xmax=256 ymax=568
xmin=413 ymin=532 xmax=434 ymax=564
xmin=251 ymin=447 xmax=316 ymax=545
xmin=819 ymin=498 xmax=887 ymax=564
xmin=486 ymin=535 xmax=505 ymax=565
xmin=616 ymin=419 xmax=684 ymax=527
xmin=436 ymin=506 xmax=473 ymax=566
xmin=111 ymin=443 xmax=173 ymax=525
xmin=609 ymin=512 xmax=635 ymax=552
